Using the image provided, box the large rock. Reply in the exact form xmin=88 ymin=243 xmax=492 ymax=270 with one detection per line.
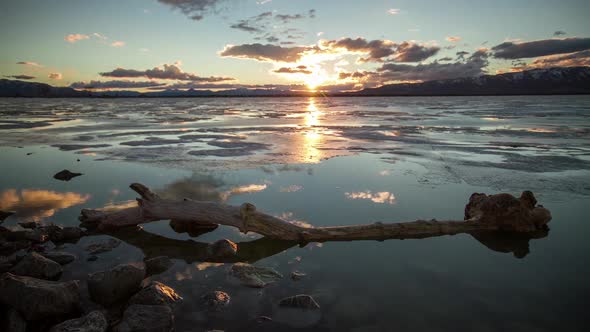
xmin=279 ymin=294 xmax=320 ymax=310
xmin=114 ymin=305 xmax=173 ymax=332
xmin=0 ymin=273 xmax=80 ymax=320
xmin=464 ymin=191 xmax=552 ymax=232
xmin=88 ymin=262 xmax=146 ymax=306
xmin=144 ymin=256 xmax=173 ymax=276
xmin=48 ymin=310 xmax=108 ymax=332
xmin=206 ymin=239 xmax=237 ymax=259
xmin=230 ymin=263 xmax=283 ymax=288
xmin=43 ymin=225 xmax=84 ymax=242
xmin=10 ymin=251 xmax=63 ymax=280
xmin=128 ymin=281 xmax=182 ymax=308
xmin=41 ymin=251 xmax=76 ymax=265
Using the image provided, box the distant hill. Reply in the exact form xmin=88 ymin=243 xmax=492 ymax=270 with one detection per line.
xmin=0 ymin=79 xmax=89 ymax=97
xmin=1 ymin=67 xmax=589 ymax=97
xmin=352 ymin=67 xmax=590 ymax=96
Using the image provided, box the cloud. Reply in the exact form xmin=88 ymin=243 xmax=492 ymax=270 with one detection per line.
xmin=513 ymin=50 xmax=590 ymax=70
xmin=7 ymin=75 xmax=35 ymax=80
xmin=70 ymin=80 xmax=168 ymax=89
xmin=157 ymin=0 xmax=226 ymax=20
xmin=393 ymin=41 xmax=440 ymax=62
xmin=387 ymin=8 xmax=400 ymax=15
xmin=100 ymin=64 xmax=234 ymax=82
xmin=492 ymin=37 xmax=590 ymax=59
xmin=48 ymin=73 xmax=63 ymax=80
xmin=230 ymin=11 xmax=272 ymax=33
xmin=375 ymin=50 xmax=489 ymax=82
xmin=456 ymin=50 xmax=469 ymax=60
xmin=16 ymin=61 xmax=42 ymax=67
xmin=275 ymin=13 xmax=304 ymax=23
xmin=149 ymin=82 xmax=305 ymax=91
xmin=256 ymin=0 xmax=272 ymax=4
xmin=446 ymin=36 xmax=461 ymax=42
xmin=553 ymin=30 xmax=566 ymax=36
xmin=0 ymin=189 xmax=90 ymax=222
xmin=322 ymin=38 xmax=439 ymax=62
xmin=111 ymin=41 xmax=125 ymax=47
xmin=219 ymin=43 xmax=312 ymax=62
xmin=65 ymin=33 xmax=90 ymax=43
xmin=322 ymin=37 xmax=396 ymax=62
xmin=273 ymin=65 xmax=312 ymax=74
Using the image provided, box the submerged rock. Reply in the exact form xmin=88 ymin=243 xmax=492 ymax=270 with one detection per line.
xmin=0 ymin=210 xmax=14 ymax=222
xmin=43 ymin=225 xmax=84 ymax=242
xmin=230 ymin=263 xmax=283 ymax=288
xmin=6 ymin=309 xmax=27 ymax=332
xmin=128 ymin=281 xmax=182 ymax=308
xmin=41 ymin=251 xmax=76 ymax=265
xmin=278 ymin=294 xmax=320 ymax=310
xmin=17 ymin=221 xmax=37 ymax=229
xmin=291 ymin=271 xmax=306 ymax=281
xmin=85 ymin=238 xmax=121 ymax=254
xmin=87 ymin=262 xmax=146 ymax=306
xmin=206 ymin=239 xmax=238 ymax=259
xmin=54 ymin=170 xmax=83 ymax=181
xmin=0 ymin=273 xmax=80 ymax=320
xmin=48 ymin=310 xmax=108 ymax=332
xmin=144 ymin=256 xmax=173 ymax=276
xmin=114 ymin=305 xmax=174 ymax=332
xmin=201 ymin=291 xmax=230 ymax=311
xmin=10 ymin=251 xmax=63 ymax=280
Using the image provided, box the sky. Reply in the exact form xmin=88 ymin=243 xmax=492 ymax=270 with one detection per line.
xmin=0 ymin=0 xmax=589 ymax=92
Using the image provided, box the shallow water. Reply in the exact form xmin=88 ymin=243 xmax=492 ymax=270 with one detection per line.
xmin=1 ymin=96 xmax=589 ymax=331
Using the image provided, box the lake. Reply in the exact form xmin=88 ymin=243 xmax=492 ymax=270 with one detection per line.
xmin=1 ymin=96 xmax=589 ymax=331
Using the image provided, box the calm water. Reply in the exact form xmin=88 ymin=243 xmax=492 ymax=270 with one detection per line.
xmin=1 ymin=96 xmax=589 ymax=331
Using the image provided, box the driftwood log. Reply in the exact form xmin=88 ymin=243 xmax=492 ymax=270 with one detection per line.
xmin=80 ymin=183 xmax=552 ymax=243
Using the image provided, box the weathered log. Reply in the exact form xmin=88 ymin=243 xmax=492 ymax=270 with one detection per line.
xmin=79 ymin=183 xmax=552 ymax=242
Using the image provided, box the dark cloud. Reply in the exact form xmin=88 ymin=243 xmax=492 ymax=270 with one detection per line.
xmin=6 ymin=75 xmax=35 ymax=80
xmin=438 ymin=57 xmax=453 ymax=62
xmin=149 ymin=82 xmax=305 ymax=91
xmin=456 ymin=51 xmax=469 ymax=60
xmin=230 ymin=11 xmax=272 ymax=33
xmin=100 ymin=64 xmax=234 ymax=82
xmin=553 ymin=31 xmax=566 ymax=36
xmin=273 ymin=65 xmax=312 ymax=74
xmin=375 ymin=50 xmax=489 ymax=82
xmin=16 ymin=61 xmax=42 ymax=67
xmin=515 ymin=50 xmax=590 ymax=70
xmin=322 ymin=38 xmax=439 ymax=62
xmin=275 ymin=13 xmax=304 ymax=23
xmin=157 ymin=0 xmax=225 ymax=20
xmin=219 ymin=43 xmax=313 ymax=62
xmin=492 ymin=37 xmax=590 ymax=59
xmin=393 ymin=41 xmax=440 ymax=62
xmin=309 ymin=9 xmax=316 ymax=18
xmin=338 ymin=71 xmax=368 ymax=79
xmin=70 ymin=80 xmax=168 ymax=89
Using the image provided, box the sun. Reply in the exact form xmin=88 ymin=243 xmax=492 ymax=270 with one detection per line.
xmin=302 ymin=70 xmax=330 ymax=91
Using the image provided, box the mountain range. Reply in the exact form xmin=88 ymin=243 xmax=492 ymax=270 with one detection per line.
xmin=1 ymin=67 xmax=589 ymax=97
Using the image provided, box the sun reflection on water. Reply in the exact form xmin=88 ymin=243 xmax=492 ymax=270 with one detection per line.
xmin=301 ymin=98 xmax=324 ymax=163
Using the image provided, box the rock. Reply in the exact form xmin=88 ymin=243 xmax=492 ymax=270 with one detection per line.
xmin=17 ymin=221 xmax=37 ymax=229
xmin=230 ymin=263 xmax=283 ymax=288
xmin=4 ymin=227 xmax=49 ymax=243
xmin=41 ymin=225 xmax=84 ymax=242
xmin=279 ymin=294 xmax=320 ymax=310
xmin=10 ymin=251 xmax=63 ymax=280
xmin=87 ymin=262 xmax=146 ymax=306
xmin=464 ymin=191 xmax=552 ymax=232
xmin=85 ymin=238 xmax=121 ymax=254
xmin=144 ymin=256 xmax=173 ymax=276
xmin=0 ymin=210 xmax=14 ymax=222
xmin=87 ymin=255 xmax=98 ymax=262
xmin=48 ymin=310 xmax=108 ymax=332
xmin=291 ymin=271 xmax=306 ymax=281
xmin=54 ymin=170 xmax=83 ymax=181
xmin=206 ymin=239 xmax=238 ymax=259
xmin=0 ymin=240 xmax=31 ymax=256
xmin=0 ymin=273 xmax=80 ymax=320
xmin=41 ymin=251 xmax=76 ymax=265
xmin=169 ymin=219 xmax=218 ymax=237
xmin=114 ymin=305 xmax=173 ymax=332
xmin=6 ymin=309 xmax=27 ymax=332
xmin=201 ymin=291 xmax=230 ymax=311
xmin=128 ymin=281 xmax=183 ymax=308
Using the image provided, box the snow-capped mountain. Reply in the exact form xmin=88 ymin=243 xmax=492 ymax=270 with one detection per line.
xmin=354 ymin=67 xmax=590 ymax=96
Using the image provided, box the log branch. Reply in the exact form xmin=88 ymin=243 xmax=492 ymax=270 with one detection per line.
xmin=79 ymin=183 xmax=552 ymax=242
